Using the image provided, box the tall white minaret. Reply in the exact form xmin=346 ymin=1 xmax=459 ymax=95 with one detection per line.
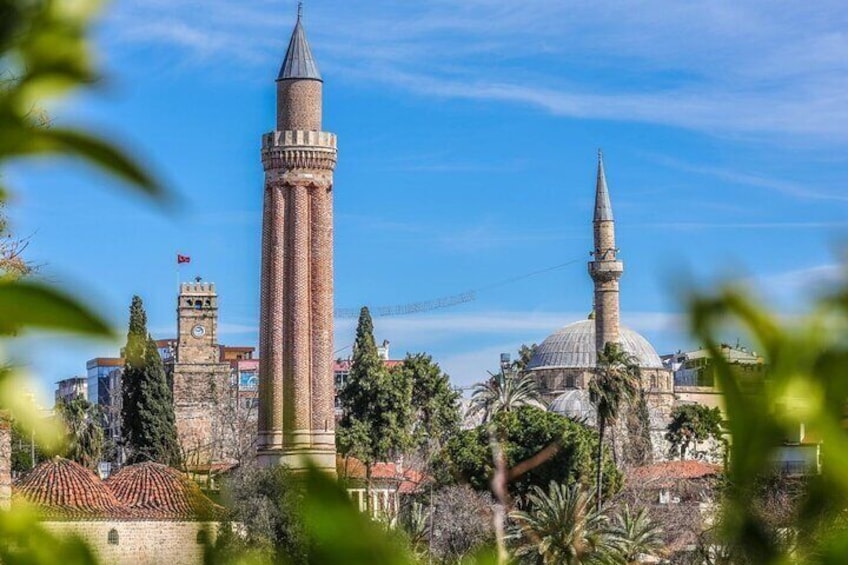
xmin=588 ymin=150 xmax=624 ymax=354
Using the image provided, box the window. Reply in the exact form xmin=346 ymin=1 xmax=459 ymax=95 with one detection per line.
xmin=196 ymin=530 xmax=208 ymax=545
xmin=565 ymin=375 xmax=575 ymax=388
xmin=108 ymin=529 xmax=119 ymax=545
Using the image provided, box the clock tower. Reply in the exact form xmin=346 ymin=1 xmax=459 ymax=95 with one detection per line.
xmin=176 ymin=282 xmax=219 ymax=363
xmin=171 ymin=281 xmax=233 ymax=467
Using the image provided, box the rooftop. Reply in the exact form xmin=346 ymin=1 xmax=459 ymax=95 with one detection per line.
xmin=15 ymin=457 xmax=225 ymax=521
xmin=527 ymin=319 xmax=664 ymax=370
xmin=628 ymin=460 xmax=722 ymax=487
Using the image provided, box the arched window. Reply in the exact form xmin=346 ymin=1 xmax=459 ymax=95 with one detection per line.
xmin=108 ymin=529 xmax=119 ymax=545
xmin=194 ymin=301 xmax=202 ymax=310
xmin=196 ymin=529 xmax=208 ymax=545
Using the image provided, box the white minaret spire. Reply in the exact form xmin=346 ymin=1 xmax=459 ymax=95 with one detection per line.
xmin=588 ymin=150 xmax=624 ymax=355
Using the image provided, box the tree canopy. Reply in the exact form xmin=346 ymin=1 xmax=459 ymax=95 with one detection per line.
xmin=337 ymin=307 xmax=413 ymax=479
xmin=666 ymin=403 xmax=725 ymax=460
xmin=438 ymin=405 xmax=621 ymax=499
xmin=121 ymin=295 xmax=181 ymax=466
xmin=399 ymin=352 xmax=461 ymax=456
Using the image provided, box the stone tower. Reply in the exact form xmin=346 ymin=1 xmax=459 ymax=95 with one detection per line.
xmin=172 ymin=282 xmax=232 ymax=466
xmin=257 ymin=6 xmax=337 ymax=473
xmin=588 ymin=151 xmax=624 ymax=353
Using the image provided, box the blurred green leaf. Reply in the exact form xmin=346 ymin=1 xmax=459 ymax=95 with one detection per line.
xmin=301 ymin=465 xmax=416 ymax=565
xmin=0 ymin=280 xmax=112 ymax=336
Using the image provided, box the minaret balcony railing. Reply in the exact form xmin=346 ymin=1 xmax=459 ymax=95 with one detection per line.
xmin=589 ymin=260 xmax=624 ymax=281
xmin=262 ymin=130 xmax=336 ymax=149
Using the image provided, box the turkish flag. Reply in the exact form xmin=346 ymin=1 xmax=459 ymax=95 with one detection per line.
xmin=177 ymin=254 xmax=191 ymax=264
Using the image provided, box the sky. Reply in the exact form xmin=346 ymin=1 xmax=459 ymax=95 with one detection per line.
xmin=6 ymin=0 xmax=848 ymax=404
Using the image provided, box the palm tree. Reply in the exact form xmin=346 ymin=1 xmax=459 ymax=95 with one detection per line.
xmin=589 ymin=342 xmax=640 ymax=510
xmin=608 ymin=504 xmax=664 ymax=564
xmin=56 ymin=397 xmax=104 ymax=470
xmin=509 ymin=481 xmax=611 ymax=565
xmin=469 ymin=369 xmax=541 ymax=423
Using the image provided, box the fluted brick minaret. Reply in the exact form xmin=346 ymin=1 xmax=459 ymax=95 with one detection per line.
xmin=588 ymin=150 xmax=624 ymax=354
xmin=257 ymin=6 xmax=337 ymax=473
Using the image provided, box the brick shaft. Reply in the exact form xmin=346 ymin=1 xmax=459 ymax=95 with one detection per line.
xmin=258 ymin=75 xmax=337 ymax=473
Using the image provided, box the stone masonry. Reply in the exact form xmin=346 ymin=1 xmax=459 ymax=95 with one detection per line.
xmin=257 ymin=10 xmax=337 ymax=473
xmin=589 ymin=150 xmax=624 ymax=354
xmin=171 ymin=282 xmax=233 ymax=467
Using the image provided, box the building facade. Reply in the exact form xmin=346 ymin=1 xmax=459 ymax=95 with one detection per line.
xmin=55 ymin=377 xmax=88 ymax=406
xmin=257 ymin=8 xmax=337 ymax=472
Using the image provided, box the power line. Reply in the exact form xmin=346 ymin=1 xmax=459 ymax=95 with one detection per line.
xmin=334 ymin=258 xmax=582 ymax=319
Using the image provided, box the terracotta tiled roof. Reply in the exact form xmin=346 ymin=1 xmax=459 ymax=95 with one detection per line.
xmin=628 ymin=460 xmax=722 ymax=486
xmin=14 ymin=457 xmax=128 ymax=520
xmin=337 ymin=456 xmax=426 ymax=494
xmin=106 ymin=462 xmax=226 ymax=521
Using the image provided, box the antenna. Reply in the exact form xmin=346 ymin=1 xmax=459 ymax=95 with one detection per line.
xmin=297 ymin=1 xmax=303 ymax=19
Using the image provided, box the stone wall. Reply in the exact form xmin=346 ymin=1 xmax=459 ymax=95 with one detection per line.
xmin=533 ymin=366 xmax=676 ymax=462
xmin=171 ymin=363 xmax=234 ymax=467
xmin=42 ymin=521 xmax=218 ymax=565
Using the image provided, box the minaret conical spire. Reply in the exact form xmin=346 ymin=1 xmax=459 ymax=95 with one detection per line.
xmin=594 ymin=149 xmax=613 ymax=222
xmin=278 ymin=2 xmax=322 ymax=81
xmin=588 ymin=150 xmax=624 ymax=355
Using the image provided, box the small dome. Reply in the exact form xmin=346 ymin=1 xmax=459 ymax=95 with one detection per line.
xmin=549 ymin=389 xmax=596 ymax=425
xmin=106 ymin=462 xmax=225 ymax=520
xmin=528 ymin=319 xmax=663 ymax=370
xmin=15 ymin=457 xmax=126 ymax=519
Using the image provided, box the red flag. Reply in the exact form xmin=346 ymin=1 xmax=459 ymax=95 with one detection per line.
xmin=177 ymin=254 xmax=191 ymax=264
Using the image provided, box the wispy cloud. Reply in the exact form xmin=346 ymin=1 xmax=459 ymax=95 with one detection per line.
xmin=652 ymin=156 xmax=848 ymax=202
xmin=753 ymin=263 xmax=844 ymax=298
xmin=104 ymin=1 xmax=848 ymax=142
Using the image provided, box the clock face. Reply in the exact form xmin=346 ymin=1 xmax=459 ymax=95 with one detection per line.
xmin=191 ymin=324 xmax=206 ymax=338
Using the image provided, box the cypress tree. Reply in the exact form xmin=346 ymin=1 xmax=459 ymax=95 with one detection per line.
xmin=121 ymin=295 xmax=181 ymax=466
xmin=337 ymin=307 xmax=412 ymax=513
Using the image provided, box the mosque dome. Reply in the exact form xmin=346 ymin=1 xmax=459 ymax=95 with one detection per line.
xmin=15 ymin=457 xmax=126 ymax=519
xmin=527 ymin=319 xmax=663 ymax=370
xmin=106 ymin=461 xmax=226 ymax=521
xmin=548 ymin=389 xmax=596 ymax=425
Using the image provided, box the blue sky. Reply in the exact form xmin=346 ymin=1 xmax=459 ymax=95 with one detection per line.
xmin=7 ymin=0 xmax=848 ymax=403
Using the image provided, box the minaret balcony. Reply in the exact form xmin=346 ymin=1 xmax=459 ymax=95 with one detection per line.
xmin=589 ymin=260 xmax=624 ymax=282
xmin=263 ymin=130 xmax=336 ymax=150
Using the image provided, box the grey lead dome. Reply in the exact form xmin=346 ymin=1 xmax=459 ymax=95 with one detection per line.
xmin=527 ymin=319 xmax=663 ymax=370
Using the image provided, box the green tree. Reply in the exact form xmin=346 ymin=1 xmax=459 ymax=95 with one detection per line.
xmin=121 ymin=295 xmax=181 ymax=466
xmin=337 ymin=307 xmax=413 ymax=512
xmin=398 ymin=352 xmax=461 ymax=456
xmin=589 ymin=342 xmax=640 ymax=511
xmin=510 ymin=481 xmax=610 ymax=565
xmin=56 ymin=396 xmax=103 ymax=471
xmin=513 ymin=343 xmax=538 ymax=373
xmin=666 ymin=403 xmax=725 ymax=460
xmin=625 ymin=390 xmax=653 ymax=467
xmin=470 ymin=369 xmax=542 ymax=423
xmin=439 ymin=405 xmax=621 ymax=499
xmin=607 ymin=504 xmax=664 ymax=564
